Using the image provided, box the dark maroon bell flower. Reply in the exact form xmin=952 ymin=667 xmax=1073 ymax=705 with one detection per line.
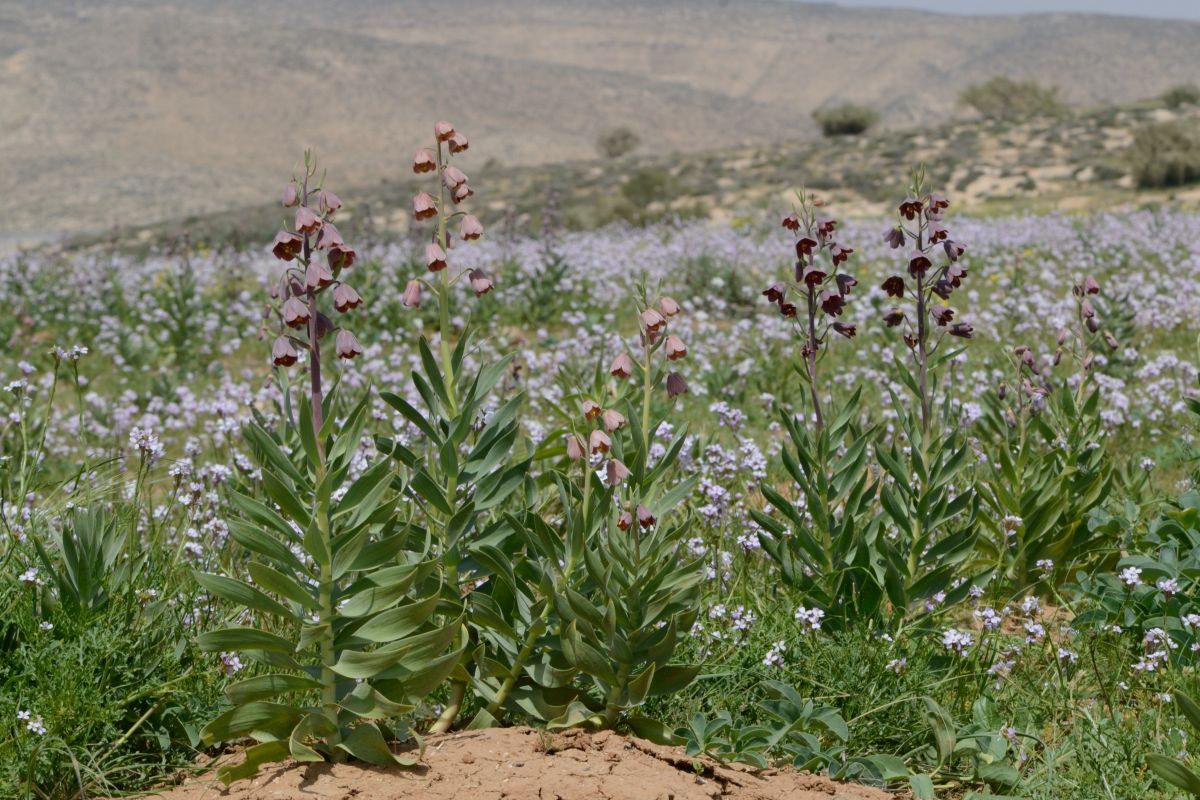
xmin=271 ymin=230 xmax=303 ymax=261
xmin=883 ymin=308 xmax=905 ymax=327
xmin=928 ymin=193 xmax=950 ymax=211
xmin=949 ymin=322 xmax=974 ymax=338
xmin=881 ymin=276 xmax=905 ymax=297
xmin=782 ymin=213 xmax=800 ymax=231
xmin=832 ymin=322 xmax=857 ymax=338
xmin=932 ymin=279 xmax=953 ymax=300
xmin=882 ymin=226 xmax=905 ymax=249
xmin=818 ymin=289 xmax=844 ymax=316
xmin=335 ymin=329 xmax=363 ymax=359
xmin=763 ymin=283 xmax=787 ymax=304
xmin=779 ymin=302 xmax=798 ymax=318
xmin=636 ymin=504 xmax=656 ymax=529
xmin=816 ymin=217 xmax=837 ymax=239
xmin=943 ymin=240 xmax=966 ymax=262
xmin=272 ymin=336 xmax=298 ymax=367
xmin=666 ymin=372 xmax=688 ymax=398
xmin=931 ymin=305 xmax=954 ymax=326
xmin=836 ymin=274 xmax=858 ymax=296
xmin=795 ymin=237 xmax=818 ymax=258
xmin=907 ymin=251 xmax=932 ymax=277
xmin=927 ymin=222 xmax=948 ymax=243
xmin=946 ymin=264 xmax=967 ymax=287
xmin=327 ymin=243 xmax=356 ymax=271
xmin=801 ymin=264 xmax=827 ymax=287
xmin=830 ymin=243 xmax=853 ymax=266
xmin=899 ymin=196 xmax=922 ymax=220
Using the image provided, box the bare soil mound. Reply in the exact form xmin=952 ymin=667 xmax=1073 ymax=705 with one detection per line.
xmin=142 ymin=726 xmax=892 ymax=800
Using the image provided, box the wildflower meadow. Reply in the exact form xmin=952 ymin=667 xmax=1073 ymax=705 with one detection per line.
xmin=2 ymin=119 xmax=1200 ymax=800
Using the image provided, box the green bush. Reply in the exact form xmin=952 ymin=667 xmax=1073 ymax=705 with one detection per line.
xmin=812 ymin=103 xmax=879 ymax=137
xmin=596 ymin=126 xmax=640 ymax=159
xmin=1162 ymin=84 xmax=1200 ymax=110
xmin=959 ymin=76 xmax=1064 ymax=121
xmin=1127 ymin=121 xmax=1200 ymax=188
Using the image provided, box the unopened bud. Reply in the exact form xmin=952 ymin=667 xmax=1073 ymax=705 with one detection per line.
xmin=402 ymin=280 xmax=421 ymax=308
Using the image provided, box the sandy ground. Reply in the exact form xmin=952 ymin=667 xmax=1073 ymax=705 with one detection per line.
xmin=139 ymin=726 xmax=893 ymax=800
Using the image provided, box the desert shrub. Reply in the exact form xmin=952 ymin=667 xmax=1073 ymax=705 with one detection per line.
xmin=596 ymin=126 xmax=640 ymax=159
xmin=1127 ymin=121 xmax=1200 ymax=188
xmin=959 ymin=76 xmax=1064 ymax=121
xmin=812 ymin=103 xmax=879 ymax=137
xmin=1162 ymin=84 xmax=1200 ymax=109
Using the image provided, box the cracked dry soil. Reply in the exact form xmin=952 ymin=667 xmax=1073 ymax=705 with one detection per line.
xmin=140 ymin=727 xmax=893 ymax=800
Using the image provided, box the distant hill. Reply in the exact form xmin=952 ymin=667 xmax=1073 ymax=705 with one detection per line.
xmin=2 ymin=0 xmax=1199 ymax=247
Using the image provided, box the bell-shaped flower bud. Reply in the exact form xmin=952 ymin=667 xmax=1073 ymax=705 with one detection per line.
xmin=949 ymin=322 xmax=974 ymax=339
xmin=835 ymin=274 xmax=858 ymax=296
xmin=319 ymin=190 xmax=342 ymax=216
xmin=282 ymin=296 xmax=311 ymax=328
xmin=665 ymin=336 xmax=687 ymax=361
xmin=282 ymin=182 xmax=299 ymax=208
xmin=271 ymin=230 xmax=303 ymax=261
xmin=335 ymin=329 xmax=363 ymax=360
xmin=795 ymin=236 xmax=818 ymax=258
xmin=327 ymin=244 xmax=356 ymax=272
xmin=460 ymin=215 xmax=484 ymax=240
xmin=442 ymin=165 xmax=468 ymax=190
xmin=272 ymin=336 xmax=298 ymax=366
xmin=830 ymin=243 xmax=853 ymax=266
xmin=1083 ymin=276 xmax=1101 ymax=295
xmin=641 ymin=308 xmax=666 ymax=333
xmin=402 ymin=279 xmax=422 ymax=308
xmin=610 ymin=352 xmax=634 ymax=379
xmin=469 ymin=269 xmax=494 ymax=297
xmin=333 ymin=283 xmax=363 ymax=313
xmin=931 ymin=305 xmax=954 ymax=327
xmin=566 ymin=434 xmax=586 ymax=461
xmin=666 ymin=372 xmax=688 ymax=399
xmin=882 ymin=226 xmax=905 ymax=249
xmin=448 ymin=132 xmax=469 ymax=153
xmin=659 ymin=296 xmax=681 ymax=317
xmin=434 ymin=121 xmax=456 ymax=142
xmin=602 ymin=409 xmax=627 ymax=433
xmin=413 ymin=192 xmax=438 ymax=221
xmin=426 ymin=243 xmax=447 ymax=272
xmin=832 ymin=322 xmax=857 ymax=338
xmin=305 ymin=261 xmax=334 ymax=291
xmin=606 ymin=458 xmax=630 ymax=487
xmin=412 ymin=148 xmax=437 ymax=173
xmin=1103 ymin=331 xmax=1119 ymax=349
xmin=294 ymin=206 xmax=322 ymax=234
xmin=636 ymin=505 xmax=656 ymax=529
xmin=583 ymin=399 xmax=602 ymax=420
xmin=589 ymin=429 xmax=611 ymax=455
xmin=316 ymin=222 xmax=344 ymax=250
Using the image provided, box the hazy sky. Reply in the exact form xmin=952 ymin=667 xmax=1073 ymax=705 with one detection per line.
xmin=826 ymin=0 xmax=1200 ymax=20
